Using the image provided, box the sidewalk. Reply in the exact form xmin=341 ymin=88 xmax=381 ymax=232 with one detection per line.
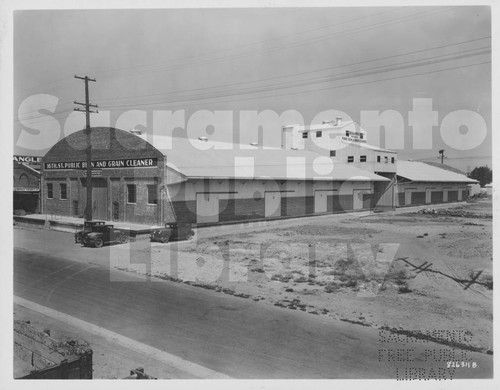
xmin=13 ymin=201 xmax=468 ymax=237
xmin=13 ymin=214 xmax=153 ymax=236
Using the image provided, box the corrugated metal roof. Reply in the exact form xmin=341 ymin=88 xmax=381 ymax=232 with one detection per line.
xmin=137 ymin=134 xmax=389 ymax=182
xmin=397 ymin=161 xmax=477 ymax=183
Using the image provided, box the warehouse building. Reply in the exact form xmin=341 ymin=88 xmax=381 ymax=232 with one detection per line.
xmin=41 ymin=126 xmax=391 ymax=225
xmin=281 ymin=119 xmax=476 ymax=209
xmin=41 ymin=122 xmax=476 ymax=225
xmin=395 ymin=161 xmax=475 ymax=206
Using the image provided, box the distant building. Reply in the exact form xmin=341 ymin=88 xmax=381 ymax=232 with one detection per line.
xmin=484 ymin=183 xmax=492 ymax=196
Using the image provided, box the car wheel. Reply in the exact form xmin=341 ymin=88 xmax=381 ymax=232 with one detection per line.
xmin=75 ymin=235 xmax=82 ymax=244
xmin=119 ymin=235 xmax=128 ymax=244
xmin=160 ymin=235 xmax=170 ymax=244
xmin=94 ymin=237 xmax=104 ymax=248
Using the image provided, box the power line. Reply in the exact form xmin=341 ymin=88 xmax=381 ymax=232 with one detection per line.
xmin=105 ymin=60 xmax=491 ymax=110
xmin=100 ymin=53 xmax=490 ymax=110
xmin=15 ymin=60 xmax=490 ymax=129
xmin=107 ymin=46 xmax=490 ymax=106
xmin=95 ymin=36 xmax=490 ymax=104
xmin=17 ymin=43 xmax=489 ymax=124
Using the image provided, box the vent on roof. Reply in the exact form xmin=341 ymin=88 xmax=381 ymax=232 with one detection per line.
xmin=198 ymin=136 xmax=208 ymax=142
xmin=250 ymin=142 xmax=258 ymax=146
xmin=335 ymin=117 xmax=342 ymax=126
xmin=322 ymin=120 xmax=331 ymax=124
xmin=130 ymin=129 xmax=142 ymax=135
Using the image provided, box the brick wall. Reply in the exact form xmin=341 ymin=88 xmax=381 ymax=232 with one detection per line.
xmin=219 ymin=198 xmax=265 ymax=222
xmin=328 ymin=194 xmax=353 ymax=212
xmin=281 ymin=196 xmax=309 ymax=217
xmin=44 ymin=179 xmax=71 ymax=216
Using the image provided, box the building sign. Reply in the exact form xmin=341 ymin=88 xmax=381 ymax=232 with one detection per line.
xmin=44 ymin=158 xmax=158 ymax=170
xmin=14 ymin=155 xmax=42 ymax=164
xmin=83 ymin=170 xmax=103 ymax=177
xmin=14 ymin=187 xmax=40 ymax=192
xmin=342 ymin=135 xmax=367 ymax=143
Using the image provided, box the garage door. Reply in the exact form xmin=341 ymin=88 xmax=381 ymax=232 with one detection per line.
xmin=353 ymin=190 xmax=372 ymax=210
xmin=411 ymin=192 xmax=425 ymax=205
xmin=265 ymin=192 xmax=281 ymax=218
xmin=196 ymin=193 xmax=219 ymax=224
xmin=314 ymin=190 xmax=336 ymax=213
xmin=431 ymin=191 xmax=443 ymax=203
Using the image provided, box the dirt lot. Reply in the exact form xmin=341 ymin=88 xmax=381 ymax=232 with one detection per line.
xmin=112 ymin=199 xmax=493 ymax=353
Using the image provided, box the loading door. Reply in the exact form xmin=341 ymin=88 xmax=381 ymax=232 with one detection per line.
xmin=196 ymin=193 xmax=219 ymax=224
xmin=404 ymin=189 xmax=414 ymax=206
xmin=353 ymin=190 xmax=371 ymax=210
xmin=314 ymin=190 xmax=335 ymax=213
xmin=82 ymin=178 xmax=108 ymax=220
xmin=265 ymin=192 xmax=281 ymax=218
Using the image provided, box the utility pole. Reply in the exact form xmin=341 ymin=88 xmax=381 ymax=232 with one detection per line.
xmin=74 ymin=75 xmax=98 ymax=221
xmin=438 ymin=149 xmax=445 ymax=164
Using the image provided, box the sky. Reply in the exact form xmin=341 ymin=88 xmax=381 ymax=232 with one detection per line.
xmin=12 ymin=5 xmax=492 ymax=172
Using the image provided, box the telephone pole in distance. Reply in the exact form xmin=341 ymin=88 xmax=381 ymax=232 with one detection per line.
xmin=74 ymin=75 xmax=98 ymax=221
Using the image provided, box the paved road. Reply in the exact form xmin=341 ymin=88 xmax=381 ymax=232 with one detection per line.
xmin=14 ymin=245 xmax=493 ymax=379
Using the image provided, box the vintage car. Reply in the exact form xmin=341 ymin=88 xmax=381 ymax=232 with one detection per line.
xmin=82 ymin=224 xmax=129 ymax=248
xmin=74 ymin=220 xmax=106 ymax=243
xmin=150 ymin=222 xmax=195 ymax=243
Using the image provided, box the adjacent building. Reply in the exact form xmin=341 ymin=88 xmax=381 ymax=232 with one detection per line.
xmin=14 ymin=161 xmax=41 ymax=214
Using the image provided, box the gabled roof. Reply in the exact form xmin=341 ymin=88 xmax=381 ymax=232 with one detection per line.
xmin=137 ymin=134 xmax=389 ymax=182
xmin=397 ymin=161 xmax=477 ymax=183
xmin=14 ymin=162 xmax=41 ymax=176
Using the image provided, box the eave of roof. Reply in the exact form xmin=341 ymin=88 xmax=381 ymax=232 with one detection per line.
xmin=397 ymin=160 xmax=478 ymax=183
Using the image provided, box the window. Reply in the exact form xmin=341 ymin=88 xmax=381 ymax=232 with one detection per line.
xmin=385 ymin=156 xmax=389 ymax=163
xmin=330 ymin=150 xmax=336 ymax=157
xmin=360 ymin=134 xmax=364 ymax=139
xmin=377 ymin=156 xmax=381 ymax=163
xmin=147 ymin=184 xmax=158 ymax=205
xmin=47 ymin=183 xmax=53 ymax=199
xmin=347 ymin=156 xmax=354 ymax=163
xmin=316 ymin=131 xmax=322 ymax=138
xmin=345 ymin=131 xmax=350 ymax=137
xmin=302 ymin=132 xmax=308 ymax=139
xmin=60 ymin=183 xmax=67 ymax=200
xmin=360 ymin=155 xmax=367 ymax=162
xmin=391 ymin=157 xmax=395 ymax=164
xmin=127 ymin=184 xmax=136 ymax=204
